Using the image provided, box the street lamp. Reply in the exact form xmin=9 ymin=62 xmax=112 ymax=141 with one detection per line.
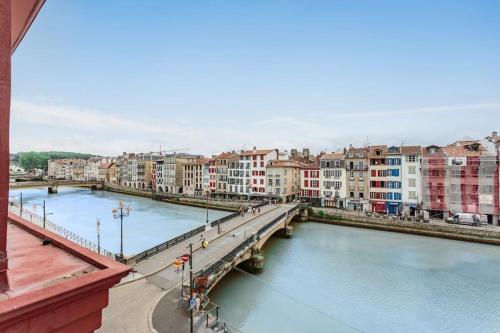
xmin=205 ymin=191 xmax=210 ymax=231
xmin=112 ymin=202 xmax=131 ymax=259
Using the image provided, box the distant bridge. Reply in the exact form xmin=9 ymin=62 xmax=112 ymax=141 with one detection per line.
xmin=9 ymin=180 xmax=104 ymax=191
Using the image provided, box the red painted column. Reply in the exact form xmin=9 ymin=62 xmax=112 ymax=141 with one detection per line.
xmin=0 ymin=0 xmax=11 ymax=291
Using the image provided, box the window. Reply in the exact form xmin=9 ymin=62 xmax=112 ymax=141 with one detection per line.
xmin=253 ymin=162 xmax=257 ymax=168
xmin=260 ymin=161 xmax=264 ymax=167
xmin=408 ymin=178 xmax=416 ymax=187
xmin=409 ymin=191 xmax=416 ymax=200
xmin=407 ymin=155 xmax=416 ymax=162
xmin=304 ymin=170 xmax=309 ymax=178
xmin=371 ymin=170 xmax=376 ymax=177
xmin=260 ymin=179 xmax=264 ymax=185
xmin=350 ymin=192 xmax=354 ymax=198
xmin=349 ymin=171 xmax=354 ymax=179
xmin=268 ymin=179 xmax=273 ymax=185
xmin=304 ymin=180 xmax=309 ymax=187
xmin=408 ymin=166 xmax=416 ymax=175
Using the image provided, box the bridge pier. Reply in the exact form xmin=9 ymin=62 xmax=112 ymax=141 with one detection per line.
xmin=300 ymin=207 xmax=309 ymax=222
xmin=240 ymin=252 xmax=265 ymax=274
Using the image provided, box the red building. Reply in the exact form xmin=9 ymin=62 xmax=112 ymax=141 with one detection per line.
xmin=0 ymin=2 xmax=130 ymax=331
xmin=300 ymin=161 xmax=321 ymax=206
xmin=208 ymin=158 xmax=217 ymax=193
xmin=421 ymin=137 xmax=500 ymax=224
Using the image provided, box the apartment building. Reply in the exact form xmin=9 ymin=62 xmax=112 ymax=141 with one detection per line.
xmin=242 ymin=148 xmax=278 ymax=196
xmin=421 ymin=137 xmax=500 ymax=224
xmin=182 ymin=157 xmax=204 ymax=195
xmin=401 ymin=146 xmax=423 ymax=216
xmin=320 ymin=152 xmax=346 ymax=208
xmin=228 ymin=154 xmax=250 ymax=196
xmin=368 ymin=145 xmax=387 ymax=213
xmin=215 ymin=152 xmax=234 ymax=194
xmin=202 ymin=159 xmax=210 ymax=194
xmin=208 ymin=158 xmax=217 ymax=193
xmin=345 ymin=146 xmax=370 ymax=211
xmin=385 ymin=146 xmax=403 ymax=215
xmin=300 ymin=160 xmax=321 ymax=206
xmin=266 ymin=160 xmax=301 ymax=203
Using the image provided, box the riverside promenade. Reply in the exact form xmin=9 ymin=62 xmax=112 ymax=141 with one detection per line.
xmin=99 ymin=203 xmax=301 ymax=333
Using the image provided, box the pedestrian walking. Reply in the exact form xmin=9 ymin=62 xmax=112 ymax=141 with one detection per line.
xmin=200 ymin=234 xmax=208 ymax=249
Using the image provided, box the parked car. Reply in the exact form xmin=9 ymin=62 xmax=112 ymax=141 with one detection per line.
xmin=445 ymin=213 xmax=487 ymax=226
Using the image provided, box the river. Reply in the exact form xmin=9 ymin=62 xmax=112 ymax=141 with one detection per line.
xmin=8 ymin=187 xmax=230 ymax=255
xmin=209 ymin=222 xmax=500 ymax=333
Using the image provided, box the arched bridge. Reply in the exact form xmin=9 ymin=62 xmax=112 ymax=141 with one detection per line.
xmin=131 ymin=202 xmax=307 ymax=300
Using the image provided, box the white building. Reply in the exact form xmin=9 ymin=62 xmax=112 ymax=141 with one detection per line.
xmin=401 ymin=146 xmax=423 ymax=216
xmin=320 ymin=152 xmax=347 ymax=208
xmin=241 ymin=148 xmax=278 ymax=197
xmin=228 ymin=154 xmax=249 ymax=196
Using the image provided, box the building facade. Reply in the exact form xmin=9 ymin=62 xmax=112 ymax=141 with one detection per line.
xmin=385 ymin=146 xmax=403 ymax=215
xmin=369 ymin=145 xmax=387 ymax=213
xmin=266 ymin=160 xmax=301 ymax=203
xmin=300 ymin=161 xmax=321 ymax=206
xmin=345 ymin=146 xmax=370 ymax=211
xmin=320 ymin=152 xmax=346 ymax=208
xmin=401 ymin=146 xmax=423 ymax=216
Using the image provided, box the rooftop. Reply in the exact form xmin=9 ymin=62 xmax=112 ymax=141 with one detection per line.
xmin=1 ymin=222 xmax=97 ymax=300
xmin=320 ymin=151 xmax=345 ymax=160
xmin=267 ymin=160 xmax=303 ymax=168
xmin=239 ymin=149 xmax=275 ymax=156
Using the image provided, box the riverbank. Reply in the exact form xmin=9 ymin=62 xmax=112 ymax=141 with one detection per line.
xmin=104 ymin=183 xmax=254 ymax=212
xmin=309 ymin=208 xmax=500 ymax=246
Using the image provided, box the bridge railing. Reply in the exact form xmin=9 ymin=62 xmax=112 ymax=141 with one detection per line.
xmin=195 ymin=205 xmax=296 ymax=281
xmin=8 ymin=201 xmax=116 ymax=260
xmin=129 ymin=201 xmax=271 ymax=264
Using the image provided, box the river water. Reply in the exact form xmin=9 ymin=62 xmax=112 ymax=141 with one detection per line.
xmin=209 ymin=222 xmax=500 ymax=333
xmin=9 ymin=187 xmax=229 ymax=255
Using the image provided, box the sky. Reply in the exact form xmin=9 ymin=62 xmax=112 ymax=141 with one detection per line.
xmin=11 ymin=0 xmax=500 ymax=156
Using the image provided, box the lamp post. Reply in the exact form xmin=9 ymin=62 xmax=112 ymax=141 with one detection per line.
xmin=96 ymin=218 xmax=101 ymax=254
xmin=32 ymin=200 xmax=52 ymax=229
xmin=112 ymin=202 xmax=131 ymax=259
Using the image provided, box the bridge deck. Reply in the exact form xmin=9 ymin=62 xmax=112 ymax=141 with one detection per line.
xmin=135 ymin=203 xmax=295 ymax=289
xmin=101 ymin=203 xmax=299 ymax=333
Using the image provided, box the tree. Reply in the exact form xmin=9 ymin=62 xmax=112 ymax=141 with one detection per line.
xmin=19 ymin=152 xmax=49 ymax=171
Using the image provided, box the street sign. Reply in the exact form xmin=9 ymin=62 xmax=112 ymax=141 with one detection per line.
xmin=189 ymin=298 xmax=196 ymax=310
xmin=181 ymin=254 xmax=190 ymax=263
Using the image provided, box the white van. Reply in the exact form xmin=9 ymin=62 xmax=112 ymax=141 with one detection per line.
xmin=445 ymin=213 xmax=487 ymax=226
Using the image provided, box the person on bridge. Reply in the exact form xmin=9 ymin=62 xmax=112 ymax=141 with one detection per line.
xmin=200 ymin=235 xmax=208 ymax=249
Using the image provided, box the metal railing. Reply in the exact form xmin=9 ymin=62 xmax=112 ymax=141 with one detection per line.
xmin=130 ymin=201 xmax=271 ymax=264
xmin=195 ymin=204 xmax=299 ymax=280
xmin=9 ymin=202 xmax=115 ymax=260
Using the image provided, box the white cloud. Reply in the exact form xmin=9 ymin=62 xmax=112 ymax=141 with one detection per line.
xmin=330 ymin=102 xmax=500 ymax=119
xmin=9 ymin=99 xmax=499 ymax=156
